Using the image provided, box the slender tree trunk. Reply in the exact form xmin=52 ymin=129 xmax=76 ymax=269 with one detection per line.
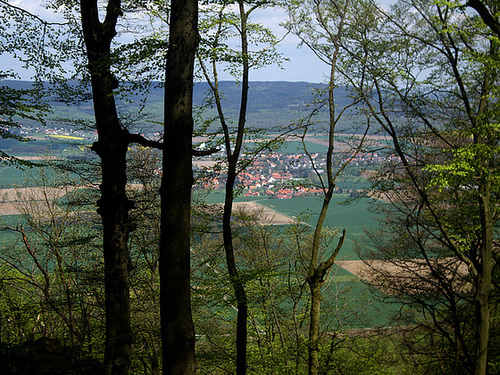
xmin=306 ymin=34 xmax=346 ymax=373
xmin=204 ymin=3 xmax=250 ymax=372
xmin=475 ymin=183 xmax=492 ymax=375
xmin=222 ymin=170 xmax=249 ymax=375
xmin=80 ymin=1 xmax=132 ymax=374
xmin=472 ymin=37 xmax=496 ymax=375
xmin=307 ymin=192 xmax=341 ymax=375
xmin=307 ymin=281 xmax=322 ymax=375
xmin=160 ymin=0 xmax=198 ymax=373
xmin=226 ymin=4 xmax=250 ymax=373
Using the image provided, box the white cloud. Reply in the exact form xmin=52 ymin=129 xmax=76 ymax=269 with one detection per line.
xmin=10 ymin=0 xmax=65 ymax=22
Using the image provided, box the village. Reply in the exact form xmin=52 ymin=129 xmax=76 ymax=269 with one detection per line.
xmin=195 ymin=148 xmax=397 ymax=199
xmin=9 ymin=124 xmax=400 ymax=199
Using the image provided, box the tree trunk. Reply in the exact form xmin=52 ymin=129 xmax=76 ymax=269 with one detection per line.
xmin=159 ymin=0 xmax=198 ymax=373
xmin=200 ymin=3 xmax=251 ymax=372
xmin=225 ymin=4 xmax=250 ymax=373
xmin=475 ymin=183 xmax=492 ymax=375
xmin=307 ymin=281 xmax=322 ymax=375
xmin=306 ymin=39 xmax=346 ymax=374
xmin=222 ymin=171 xmax=249 ymax=375
xmin=79 ymin=1 xmax=132 ymax=374
xmin=472 ymin=17 xmax=497 ymax=374
xmin=306 ymin=192 xmax=344 ymax=375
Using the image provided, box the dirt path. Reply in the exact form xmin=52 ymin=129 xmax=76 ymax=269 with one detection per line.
xmin=0 ymin=185 xmax=296 ymax=226
xmin=0 ymin=187 xmax=73 ymax=216
xmin=233 ymin=201 xmax=297 ymax=225
xmin=336 ymin=258 xmax=468 ymax=294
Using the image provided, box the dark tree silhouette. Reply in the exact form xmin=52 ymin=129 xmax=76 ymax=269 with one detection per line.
xmin=159 ymin=0 xmax=199 ymax=373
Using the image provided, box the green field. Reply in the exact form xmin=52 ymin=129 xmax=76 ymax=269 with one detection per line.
xmin=202 ymin=191 xmax=394 ymax=327
xmin=261 ymin=196 xmax=396 ymax=326
xmin=2 ymin=178 xmax=394 ymax=327
xmin=0 ymin=166 xmax=29 ymax=188
xmin=3 ymin=169 xmax=379 ymax=262
xmin=208 ymin=193 xmax=380 ymax=261
xmin=278 ymin=140 xmax=329 ymax=154
xmin=204 ymin=192 xmax=380 ymax=259
xmin=258 ymin=196 xmax=378 ymax=260
xmin=0 ymin=164 xmax=80 ymax=188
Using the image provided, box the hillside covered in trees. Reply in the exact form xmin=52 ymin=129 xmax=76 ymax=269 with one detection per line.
xmin=1 ymin=80 xmax=358 ymax=131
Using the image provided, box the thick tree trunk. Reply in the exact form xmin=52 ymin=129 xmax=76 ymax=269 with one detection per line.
xmin=96 ymin=113 xmax=132 ymax=375
xmin=467 ymin=0 xmax=500 ymax=38
xmin=79 ymin=1 xmax=132 ymax=374
xmin=159 ymin=0 xmax=198 ymax=374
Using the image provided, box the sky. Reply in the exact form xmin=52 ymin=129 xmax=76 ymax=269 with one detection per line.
xmin=1 ymin=1 xmax=392 ymax=83
xmin=246 ymin=7 xmax=328 ymax=83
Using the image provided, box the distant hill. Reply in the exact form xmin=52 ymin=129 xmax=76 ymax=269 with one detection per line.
xmin=2 ymin=80 xmax=363 ymax=132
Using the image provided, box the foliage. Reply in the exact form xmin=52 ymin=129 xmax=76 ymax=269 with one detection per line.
xmin=0 ymin=338 xmax=104 ymax=375
xmin=127 ymin=147 xmax=162 ymax=374
xmin=350 ymin=1 xmax=500 ymax=373
xmin=0 ymin=162 xmax=105 ymax=361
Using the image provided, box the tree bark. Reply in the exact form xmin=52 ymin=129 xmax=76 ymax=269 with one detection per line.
xmin=222 ymin=3 xmax=250 ymax=373
xmin=467 ymin=0 xmax=500 ymax=38
xmin=160 ymin=0 xmax=198 ymax=374
xmin=475 ymin=184 xmax=492 ymax=375
xmin=79 ymin=1 xmax=132 ymax=374
xmin=305 ymin=15 xmax=348 ymax=372
xmin=199 ymin=3 xmax=251 ymax=372
xmin=222 ymin=170 xmax=249 ymax=375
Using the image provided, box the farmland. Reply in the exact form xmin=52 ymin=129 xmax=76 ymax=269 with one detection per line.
xmin=0 ymin=120 xmax=425 ymax=367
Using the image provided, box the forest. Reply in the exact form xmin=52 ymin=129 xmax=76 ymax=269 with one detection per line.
xmin=0 ymin=0 xmax=499 ymax=374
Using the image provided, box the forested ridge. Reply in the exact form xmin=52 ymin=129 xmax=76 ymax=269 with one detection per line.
xmin=0 ymin=1 xmax=499 ymax=375
xmin=1 ymin=80 xmax=354 ymax=131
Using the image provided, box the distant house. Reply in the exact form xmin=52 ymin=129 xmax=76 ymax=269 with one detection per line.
xmin=244 ymin=190 xmax=260 ymax=197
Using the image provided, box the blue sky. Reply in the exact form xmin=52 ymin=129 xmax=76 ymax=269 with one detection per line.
xmin=1 ymin=1 xmax=392 ymax=83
